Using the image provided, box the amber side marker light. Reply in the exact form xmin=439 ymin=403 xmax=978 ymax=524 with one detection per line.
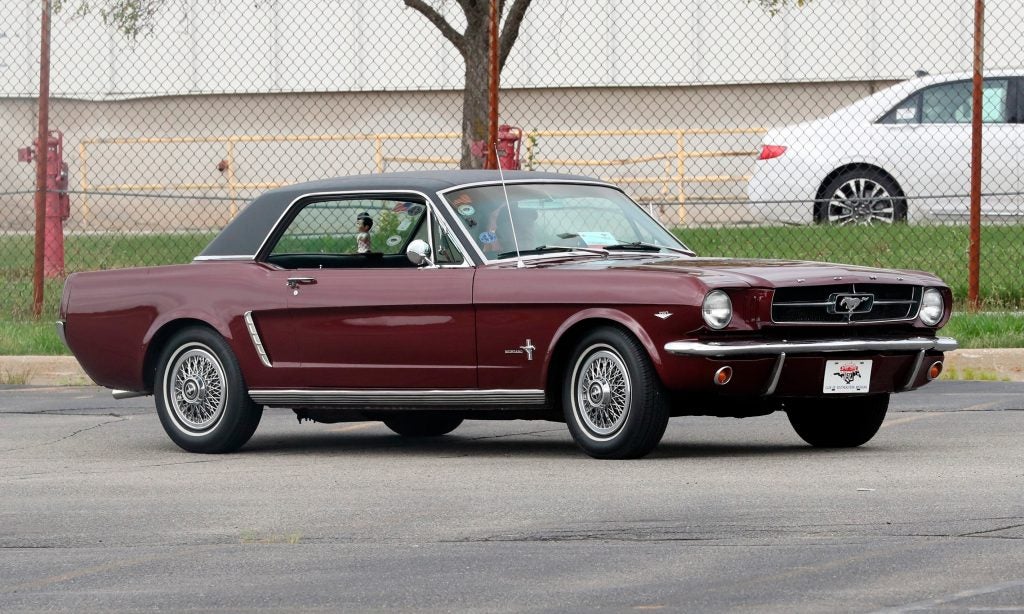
xmin=927 ymin=361 xmax=943 ymax=381
xmin=714 ymin=366 xmax=733 ymax=385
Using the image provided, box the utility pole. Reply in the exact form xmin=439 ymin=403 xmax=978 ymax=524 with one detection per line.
xmin=485 ymin=0 xmax=500 ymax=169
xmin=33 ymin=0 xmax=53 ymax=317
xmin=967 ymin=0 xmax=984 ymax=310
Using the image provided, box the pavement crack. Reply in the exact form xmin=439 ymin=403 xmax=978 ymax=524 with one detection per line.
xmin=0 ymin=417 xmax=129 ymax=453
xmin=959 ymin=522 xmax=1024 ymax=538
xmin=464 ymin=427 xmax=565 ymax=441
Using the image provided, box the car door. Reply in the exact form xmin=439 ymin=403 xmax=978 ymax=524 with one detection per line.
xmin=878 ymin=78 xmax=1014 ymax=218
xmin=267 ymin=194 xmax=477 ymax=390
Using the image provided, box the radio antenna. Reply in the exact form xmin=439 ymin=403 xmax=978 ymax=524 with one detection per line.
xmin=495 ymin=146 xmax=524 ymax=268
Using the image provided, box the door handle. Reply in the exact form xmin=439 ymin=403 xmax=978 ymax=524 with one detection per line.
xmin=286 ymin=277 xmax=318 ymax=288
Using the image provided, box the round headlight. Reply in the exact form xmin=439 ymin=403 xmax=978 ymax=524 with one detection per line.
xmin=702 ymin=290 xmax=733 ymax=330
xmin=919 ymin=288 xmax=944 ymax=326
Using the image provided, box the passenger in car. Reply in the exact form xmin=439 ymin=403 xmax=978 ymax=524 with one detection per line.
xmin=356 ymin=212 xmax=373 ymax=253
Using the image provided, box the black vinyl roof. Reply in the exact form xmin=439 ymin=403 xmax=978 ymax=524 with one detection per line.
xmin=197 ymin=170 xmax=606 ymax=258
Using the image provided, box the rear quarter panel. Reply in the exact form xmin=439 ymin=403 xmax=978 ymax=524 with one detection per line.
xmin=63 ymin=262 xmax=291 ymax=391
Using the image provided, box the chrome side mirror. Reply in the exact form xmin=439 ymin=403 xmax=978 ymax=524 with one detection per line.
xmin=406 ymin=239 xmax=434 ymax=267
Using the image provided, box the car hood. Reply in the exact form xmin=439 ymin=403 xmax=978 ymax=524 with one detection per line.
xmin=534 ymin=255 xmax=943 ymax=288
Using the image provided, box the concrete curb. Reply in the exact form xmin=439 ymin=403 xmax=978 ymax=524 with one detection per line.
xmin=2 ymin=349 xmax=1023 ymax=387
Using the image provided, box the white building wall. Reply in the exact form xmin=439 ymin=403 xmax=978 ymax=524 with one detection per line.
xmin=1 ymin=0 xmax=1021 ymax=100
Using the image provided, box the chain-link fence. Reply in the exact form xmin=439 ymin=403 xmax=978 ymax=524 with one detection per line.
xmin=2 ymin=0 xmax=1022 ymax=324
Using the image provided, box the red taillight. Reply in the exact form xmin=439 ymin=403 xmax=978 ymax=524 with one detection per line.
xmin=758 ymin=145 xmax=787 ymax=160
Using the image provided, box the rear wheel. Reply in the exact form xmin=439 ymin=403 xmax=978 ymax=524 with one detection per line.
xmin=383 ymin=413 xmax=463 ymax=437
xmin=562 ymin=327 xmax=669 ymax=459
xmin=154 ymin=327 xmax=262 ymax=453
xmin=814 ymin=169 xmax=907 ymax=225
xmin=786 ymin=394 xmax=889 ymax=448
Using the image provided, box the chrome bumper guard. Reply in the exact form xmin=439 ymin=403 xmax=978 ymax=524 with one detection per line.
xmin=55 ymin=320 xmax=69 ymax=350
xmin=664 ymin=336 xmax=958 ymax=358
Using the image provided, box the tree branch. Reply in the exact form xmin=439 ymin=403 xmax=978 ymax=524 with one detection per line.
xmin=404 ymin=0 xmax=466 ymax=55
xmin=498 ymin=0 xmax=532 ymax=68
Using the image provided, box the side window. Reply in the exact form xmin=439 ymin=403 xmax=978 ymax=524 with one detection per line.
xmin=880 ymin=95 xmax=920 ymax=124
xmin=269 ymin=198 xmax=427 ymax=260
xmin=918 ymin=80 xmax=1008 ymax=124
xmin=981 ymin=80 xmax=1009 ymax=122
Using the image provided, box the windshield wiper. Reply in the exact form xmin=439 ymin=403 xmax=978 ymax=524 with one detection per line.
xmin=603 ymin=241 xmax=695 ymax=256
xmin=496 ymin=245 xmax=609 ymax=259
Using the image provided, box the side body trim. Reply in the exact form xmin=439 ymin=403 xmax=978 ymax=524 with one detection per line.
xmin=243 ymin=311 xmax=272 ymax=368
xmin=248 ymin=388 xmax=546 ymax=408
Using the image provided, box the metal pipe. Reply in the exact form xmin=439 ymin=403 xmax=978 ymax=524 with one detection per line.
xmin=968 ymin=0 xmax=985 ymax=310
xmin=32 ymin=0 xmax=52 ymax=317
xmin=485 ymin=0 xmax=500 ymax=170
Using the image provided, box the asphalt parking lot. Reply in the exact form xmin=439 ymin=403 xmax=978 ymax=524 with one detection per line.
xmin=1 ymin=381 xmax=1022 ymax=613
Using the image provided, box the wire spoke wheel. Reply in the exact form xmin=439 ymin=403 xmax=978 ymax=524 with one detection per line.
xmin=561 ymin=329 xmax=669 ymax=459
xmin=165 ymin=344 xmax=227 ymax=433
xmin=828 ymin=177 xmax=896 ymax=225
xmin=574 ymin=347 xmax=632 ymax=438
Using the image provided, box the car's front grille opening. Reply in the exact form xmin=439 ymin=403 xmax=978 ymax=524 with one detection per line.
xmin=771 ymin=284 xmax=921 ymax=324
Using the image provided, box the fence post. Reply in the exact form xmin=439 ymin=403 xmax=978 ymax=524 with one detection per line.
xmin=968 ymin=0 xmax=985 ymax=311
xmin=32 ymin=0 xmax=52 ymax=318
xmin=77 ymin=142 xmax=90 ymax=228
xmin=226 ymin=140 xmax=238 ymax=218
xmin=675 ymin=131 xmax=686 ymax=225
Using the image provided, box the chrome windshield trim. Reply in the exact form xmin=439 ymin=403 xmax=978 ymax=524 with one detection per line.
xmin=243 ymin=311 xmax=272 ymax=368
xmin=664 ymin=336 xmax=959 ymax=357
xmin=248 ymin=388 xmax=546 ymax=407
xmin=192 ymin=255 xmax=256 ymax=262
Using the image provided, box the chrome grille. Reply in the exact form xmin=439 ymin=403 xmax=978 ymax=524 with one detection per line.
xmin=772 ymin=284 xmax=921 ymax=324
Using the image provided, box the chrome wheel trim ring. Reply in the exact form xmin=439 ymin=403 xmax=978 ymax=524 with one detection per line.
xmin=827 ymin=177 xmax=896 ymax=225
xmin=571 ymin=344 xmax=631 ymax=441
xmin=163 ymin=342 xmax=228 ymax=436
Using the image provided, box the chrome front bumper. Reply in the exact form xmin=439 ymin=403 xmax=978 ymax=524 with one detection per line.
xmin=664 ymin=336 xmax=958 ymax=358
xmin=664 ymin=336 xmax=957 ymax=396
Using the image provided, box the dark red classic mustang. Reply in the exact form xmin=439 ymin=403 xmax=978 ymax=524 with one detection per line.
xmin=59 ymin=171 xmax=956 ymax=458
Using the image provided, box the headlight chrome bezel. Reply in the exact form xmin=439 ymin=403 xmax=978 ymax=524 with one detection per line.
xmin=702 ymin=290 xmax=733 ymax=330
xmin=919 ymin=287 xmax=944 ymax=326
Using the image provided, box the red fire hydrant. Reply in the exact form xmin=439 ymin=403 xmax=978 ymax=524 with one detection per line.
xmin=18 ymin=131 xmax=70 ymax=278
xmin=496 ymin=125 xmax=522 ymax=170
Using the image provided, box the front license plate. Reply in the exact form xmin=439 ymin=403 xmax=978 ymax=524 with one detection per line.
xmin=823 ymin=360 xmax=872 ymax=394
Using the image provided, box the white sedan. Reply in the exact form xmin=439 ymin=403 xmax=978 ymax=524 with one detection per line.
xmin=747 ymin=71 xmax=1023 ymax=225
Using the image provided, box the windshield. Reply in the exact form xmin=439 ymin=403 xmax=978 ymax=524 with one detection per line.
xmin=443 ymin=183 xmax=692 ymax=261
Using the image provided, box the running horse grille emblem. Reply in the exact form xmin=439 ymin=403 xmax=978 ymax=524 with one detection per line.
xmin=840 ymin=296 xmax=866 ymax=311
xmin=826 ymin=293 xmax=875 ymax=317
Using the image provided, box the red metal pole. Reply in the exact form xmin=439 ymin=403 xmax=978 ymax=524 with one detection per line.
xmin=485 ymin=0 xmax=500 ymax=170
xmin=32 ymin=0 xmax=52 ymax=317
xmin=968 ymin=0 xmax=984 ymax=311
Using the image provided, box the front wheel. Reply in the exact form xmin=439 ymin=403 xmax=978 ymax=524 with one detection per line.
xmin=786 ymin=394 xmax=889 ymax=448
xmin=154 ymin=327 xmax=262 ymax=453
xmin=562 ymin=327 xmax=669 ymax=459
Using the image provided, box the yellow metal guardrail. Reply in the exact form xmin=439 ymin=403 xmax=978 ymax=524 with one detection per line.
xmin=77 ymin=128 xmax=765 ymax=225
